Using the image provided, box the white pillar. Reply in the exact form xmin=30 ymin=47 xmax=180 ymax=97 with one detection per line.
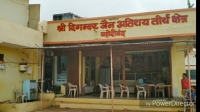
xmin=110 ymin=46 xmax=114 ymax=112
xmin=40 ymin=50 xmax=44 ymax=110
xmin=187 ymin=43 xmax=191 ymax=103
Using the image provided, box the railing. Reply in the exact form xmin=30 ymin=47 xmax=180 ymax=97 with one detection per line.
xmin=113 ymin=72 xmax=162 ymax=82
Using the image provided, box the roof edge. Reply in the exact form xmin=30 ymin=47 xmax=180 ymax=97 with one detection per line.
xmin=24 ymin=40 xmax=195 ymax=49
xmin=48 ymin=8 xmax=196 ymax=23
xmin=43 ymin=33 xmax=196 ymax=45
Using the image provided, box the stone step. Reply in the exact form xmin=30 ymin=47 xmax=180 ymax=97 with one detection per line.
xmin=59 ymin=103 xmax=183 ymax=112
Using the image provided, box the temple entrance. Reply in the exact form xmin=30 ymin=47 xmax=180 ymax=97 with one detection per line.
xmin=82 ymin=48 xmax=171 ymax=98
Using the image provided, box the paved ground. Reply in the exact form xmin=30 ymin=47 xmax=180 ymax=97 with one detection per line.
xmin=35 ymin=106 xmax=177 ymax=112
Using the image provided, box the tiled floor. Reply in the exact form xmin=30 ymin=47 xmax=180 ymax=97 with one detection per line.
xmin=36 ymin=106 xmax=172 ymax=112
xmin=66 ymin=93 xmax=182 ymax=101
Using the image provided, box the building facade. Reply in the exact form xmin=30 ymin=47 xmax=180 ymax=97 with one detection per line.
xmin=0 ymin=0 xmax=43 ymax=102
xmin=42 ymin=8 xmax=196 ymax=97
xmin=0 ymin=1 xmax=196 ymax=111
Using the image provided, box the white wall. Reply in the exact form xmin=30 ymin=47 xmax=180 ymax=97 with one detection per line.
xmin=0 ymin=19 xmax=43 ymax=48
xmin=185 ymin=52 xmax=196 ymax=65
xmin=0 ymin=0 xmax=29 ymax=26
xmin=28 ymin=4 xmax=40 ymax=30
